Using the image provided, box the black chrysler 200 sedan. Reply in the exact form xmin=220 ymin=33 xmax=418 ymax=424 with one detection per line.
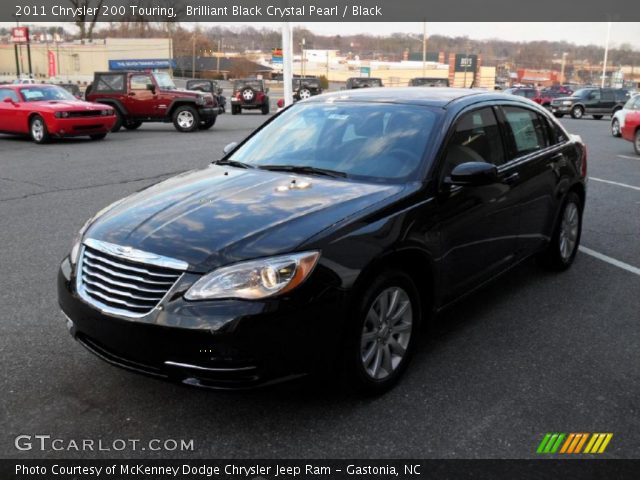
xmin=58 ymin=88 xmax=587 ymax=393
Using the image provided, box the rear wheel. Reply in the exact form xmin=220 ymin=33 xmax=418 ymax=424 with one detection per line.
xmin=635 ymin=130 xmax=640 ymax=155
xmin=593 ymin=115 xmax=603 ymax=120
xmin=231 ymin=105 xmax=241 ymax=115
xmin=110 ymin=109 xmax=123 ymax=132
xmin=298 ymin=88 xmax=312 ymax=99
xmin=341 ymin=270 xmax=420 ymax=394
xmin=172 ymin=105 xmax=200 ymax=132
xmin=90 ymin=133 xmax=107 ymax=141
xmin=570 ymin=105 xmax=584 ymax=119
xmin=123 ymin=120 xmax=142 ymax=130
xmin=261 ymin=101 xmax=270 ymax=115
xmin=30 ymin=115 xmax=50 ymax=144
xmin=611 ymin=118 xmax=621 ymax=137
xmin=538 ymin=192 xmax=582 ymax=271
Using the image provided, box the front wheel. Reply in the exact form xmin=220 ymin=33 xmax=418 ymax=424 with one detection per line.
xmin=261 ymin=101 xmax=270 ymax=115
xmin=635 ymin=130 xmax=640 ymax=156
xmin=30 ymin=115 xmax=50 ymax=144
xmin=90 ymin=133 xmax=107 ymax=141
xmin=611 ymin=118 xmax=621 ymax=137
xmin=341 ymin=270 xmax=420 ymax=394
xmin=110 ymin=109 xmax=123 ymax=132
xmin=570 ymin=105 xmax=584 ymax=119
xmin=199 ymin=117 xmax=216 ymax=130
xmin=538 ymin=192 xmax=583 ymax=271
xmin=123 ymin=120 xmax=142 ymax=130
xmin=172 ymin=105 xmax=200 ymax=132
xmin=231 ymin=105 xmax=241 ymax=115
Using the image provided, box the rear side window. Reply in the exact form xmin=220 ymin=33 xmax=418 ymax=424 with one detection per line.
xmin=94 ymin=74 xmax=125 ymax=93
xmin=502 ymin=106 xmax=550 ymax=157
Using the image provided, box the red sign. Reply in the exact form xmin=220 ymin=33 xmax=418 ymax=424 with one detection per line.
xmin=11 ymin=27 xmax=29 ymax=43
xmin=48 ymin=51 xmax=57 ymax=78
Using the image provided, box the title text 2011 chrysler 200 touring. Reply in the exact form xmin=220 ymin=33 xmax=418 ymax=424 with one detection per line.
xmin=58 ymin=88 xmax=587 ymax=393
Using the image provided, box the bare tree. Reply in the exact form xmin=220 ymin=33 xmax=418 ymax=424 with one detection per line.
xmin=68 ymin=0 xmax=104 ymax=40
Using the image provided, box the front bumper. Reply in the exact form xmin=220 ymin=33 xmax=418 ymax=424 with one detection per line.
xmin=48 ymin=116 xmax=116 ymax=137
xmin=57 ymin=257 xmax=347 ymax=389
xmin=550 ymin=104 xmax=573 ymax=114
xmin=197 ymin=107 xmax=217 ymax=121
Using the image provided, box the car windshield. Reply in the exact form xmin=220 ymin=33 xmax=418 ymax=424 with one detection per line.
xmin=153 ymin=72 xmax=176 ymax=90
xmin=187 ymin=80 xmax=213 ymax=92
xmin=19 ymin=85 xmax=77 ymax=102
xmin=294 ymin=78 xmax=320 ymax=87
xmin=228 ymin=102 xmax=438 ymax=183
xmin=573 ymin=89 xmax=593 ymax=98
xmin=234 ymin=80 xmax=263 ymax=91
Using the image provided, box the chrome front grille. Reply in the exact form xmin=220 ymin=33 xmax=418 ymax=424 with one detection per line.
xmin=77 ymin=239 xmax=186 ymax=318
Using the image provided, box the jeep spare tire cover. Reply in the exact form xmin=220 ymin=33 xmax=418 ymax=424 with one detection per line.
xmin=242 ymin=88 xmax=255 ymax=102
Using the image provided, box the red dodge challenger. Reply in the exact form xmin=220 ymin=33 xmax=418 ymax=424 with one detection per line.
xmin=0 ymin=84 xmax=116 ymax=144
xmin=621 ymin=110 xmax=640 ymax=155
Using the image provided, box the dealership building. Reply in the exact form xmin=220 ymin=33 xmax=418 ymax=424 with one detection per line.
xmin=0 ymin=37 xmax=172 ymax=83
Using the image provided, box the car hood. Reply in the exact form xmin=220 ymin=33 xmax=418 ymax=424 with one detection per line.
xmin=84 ymin=165 xmax=407 ymax=272
xmin=30 ymin=100 xmax=109 ymax=111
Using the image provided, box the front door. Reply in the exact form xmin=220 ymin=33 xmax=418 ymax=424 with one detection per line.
xmin=436 ymin=106 xmax=521 ymax=301
xmin=126 ymin=73 xmax=156 ymax=118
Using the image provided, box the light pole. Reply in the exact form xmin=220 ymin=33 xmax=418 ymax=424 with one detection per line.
xmin=601 ymin=22 xmax=611 ymax=88
xmin=422 ymin=21 xmax=427 ymax=77
xmin=560 ymin=52 xmax=568 ymax=84
xmin=282 ymin=23 xmax=293 ymax=107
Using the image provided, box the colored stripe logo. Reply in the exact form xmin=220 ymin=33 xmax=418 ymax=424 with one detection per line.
xmin=537 ymin=433 xmax=613 ymax=454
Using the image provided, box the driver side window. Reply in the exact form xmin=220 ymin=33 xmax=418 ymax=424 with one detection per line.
xmin=130 ymin=75 xmax=152 ymax=90
xmin=442 ymin=107 xmax=505 ymax=178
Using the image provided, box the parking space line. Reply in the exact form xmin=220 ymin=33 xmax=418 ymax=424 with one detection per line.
xmin=617 ymin=155 xmax=640 ymax=161
xmin=589 ymin=177 xmax=640 ymax=192
xmin=579 ymin=246 xmax=640 ymax=277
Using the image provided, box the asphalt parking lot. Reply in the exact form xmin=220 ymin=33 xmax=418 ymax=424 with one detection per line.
xmin=1 ymin=112 xmax=639 ymax=460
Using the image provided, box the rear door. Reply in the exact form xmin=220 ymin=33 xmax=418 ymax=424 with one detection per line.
xmin=436 ymin=105 xmax=521 ymax=299
xmin=600 ymin=89 xmax=616 ymax=114
xmin=497 ymin=105 xmax=566 ymax=255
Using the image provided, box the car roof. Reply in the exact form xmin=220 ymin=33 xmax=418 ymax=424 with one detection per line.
xmin=306 ymin=87 xmax=519 ymax=108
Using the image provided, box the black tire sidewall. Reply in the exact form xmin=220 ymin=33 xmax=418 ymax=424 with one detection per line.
xmin=612 ymin=119 xmax=620 ymax=137
xmin=343 ymin=270 xmax=421 ymax=393
xmin=111 ymin=109 xmax=123 ymax=132
xmin=541 ymin=192 xmax=583 ymax=270
xmin=29 ymin=115 xmax=49 ymax=144
xmin=635 ymin=131 xmax=640 ymax=155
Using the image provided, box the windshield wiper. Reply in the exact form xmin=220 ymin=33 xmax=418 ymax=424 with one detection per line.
xmin=214 ymin=159 xmax=255 ymax=169
xmin=258 ymin=165 xmax=347 ymax=178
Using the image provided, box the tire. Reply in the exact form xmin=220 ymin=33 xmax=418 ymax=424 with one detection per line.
xmin=611 ymin=118 xmax=621 ymax=137
xmin=29 ymin=115 xmax=50 ymax=144
xmin=298 ymin=88 xmax=312 ymax=99
xmin=110 ymin=109 xmax=123 ymax=132
xmin=261 ymin=101 xmax=270 ymax=115
xmin=231 ymin=105 xmax=241 ymax=115
xmin=199 ymin=117 xmax=216 ymax=130
xmin=90 ymin=133 xmax=107 ymax=140
xmin=553 ymin=113 xmax=564 ymax=118
xmin=635 ymin=130 xmax=640 ymax=156
xmin=341 ymin=269 xmax=421 ymax=394
xmin=592 ymin=115 xmax=603 ymax=120
xmin=538 ymin=192 xmax=583 ymax=271
xmin=570 ymin=105 xmax=584 ymax=119
xmin=123 ymin=120 xmax=142 ymax=130
xmin=172 ymin=105 xmax=200 ymax=132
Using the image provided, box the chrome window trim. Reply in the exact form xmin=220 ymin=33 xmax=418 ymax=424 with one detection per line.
xmin=83 ymin=238 xmax=189 ymax=271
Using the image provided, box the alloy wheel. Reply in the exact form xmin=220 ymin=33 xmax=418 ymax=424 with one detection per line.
xmin=31 ymin=119 xmax=44 ymax=142
xmin=360 ymin=287 xmax=413 ymax=380
xmin=559 ymin=202 xmax=579 ymax=261
xmin=177 ymin=111 xmax=195 ymax=129
xmin=299 ymin=89 xmax=311 ymax=99
xmin=612 ymin=119 xmax=620 ymax=136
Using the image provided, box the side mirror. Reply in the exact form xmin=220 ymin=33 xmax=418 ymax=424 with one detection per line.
xmin=146 ymin=84 xmax=156 ymax=93
xmin=447 ymin=162 xmax=498 ymax=187
xmin=223 ymin=142 xmax=238 ymax=155
xmin=265 ymin=87 xmax=270 ymax=94
xmin=3 ymin=97 xmax=14 ymax=104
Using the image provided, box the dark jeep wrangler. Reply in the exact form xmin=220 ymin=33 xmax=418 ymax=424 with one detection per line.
xmin=230 ymin=79 xmax=270 ymax=115
xmin=86 ymin=71 xmax=218 ymax=132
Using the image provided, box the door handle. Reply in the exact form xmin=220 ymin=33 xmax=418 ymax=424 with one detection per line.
xmin=128 ymin=92 xmax=136 ymax=96
xmin=502 ymin=172 xmax=519 ymax=185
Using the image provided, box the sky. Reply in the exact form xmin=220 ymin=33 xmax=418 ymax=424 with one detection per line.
xmin=2 ymin=22 xmax=639 ymax=48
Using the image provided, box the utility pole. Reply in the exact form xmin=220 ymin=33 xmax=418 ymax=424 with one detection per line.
xmin=191 ymin=33 xmax=196 ymax=78
xmin=301 ymin=37 xmax=306 ymax=78
xmin=601 ymin=22 xmax=611 ymax=88
xmin=282 ymin=22 xmax=293 ymax=107
xmin=216 ymin=38 xmax=221 ymax=73
xmin=422 ymin=21 xmax=427 ymax=77
xmin=560 ymin=52 xmax=568 ymax=84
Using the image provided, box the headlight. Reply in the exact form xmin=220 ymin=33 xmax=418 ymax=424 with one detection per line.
xmin=562 ymin=100 xmax=572 ymax=105
xmin=196 ymin=95 xmax=206 ymax=105
xmin=185 ymin=251 xmax=320 ymax=301
xmin=54 ymin=111 xmax=70 ymax=118
xmin=69 ymin=198 xmax=127 ymax=266
xmin=101 ymin=109 xmax=110 ymax=116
